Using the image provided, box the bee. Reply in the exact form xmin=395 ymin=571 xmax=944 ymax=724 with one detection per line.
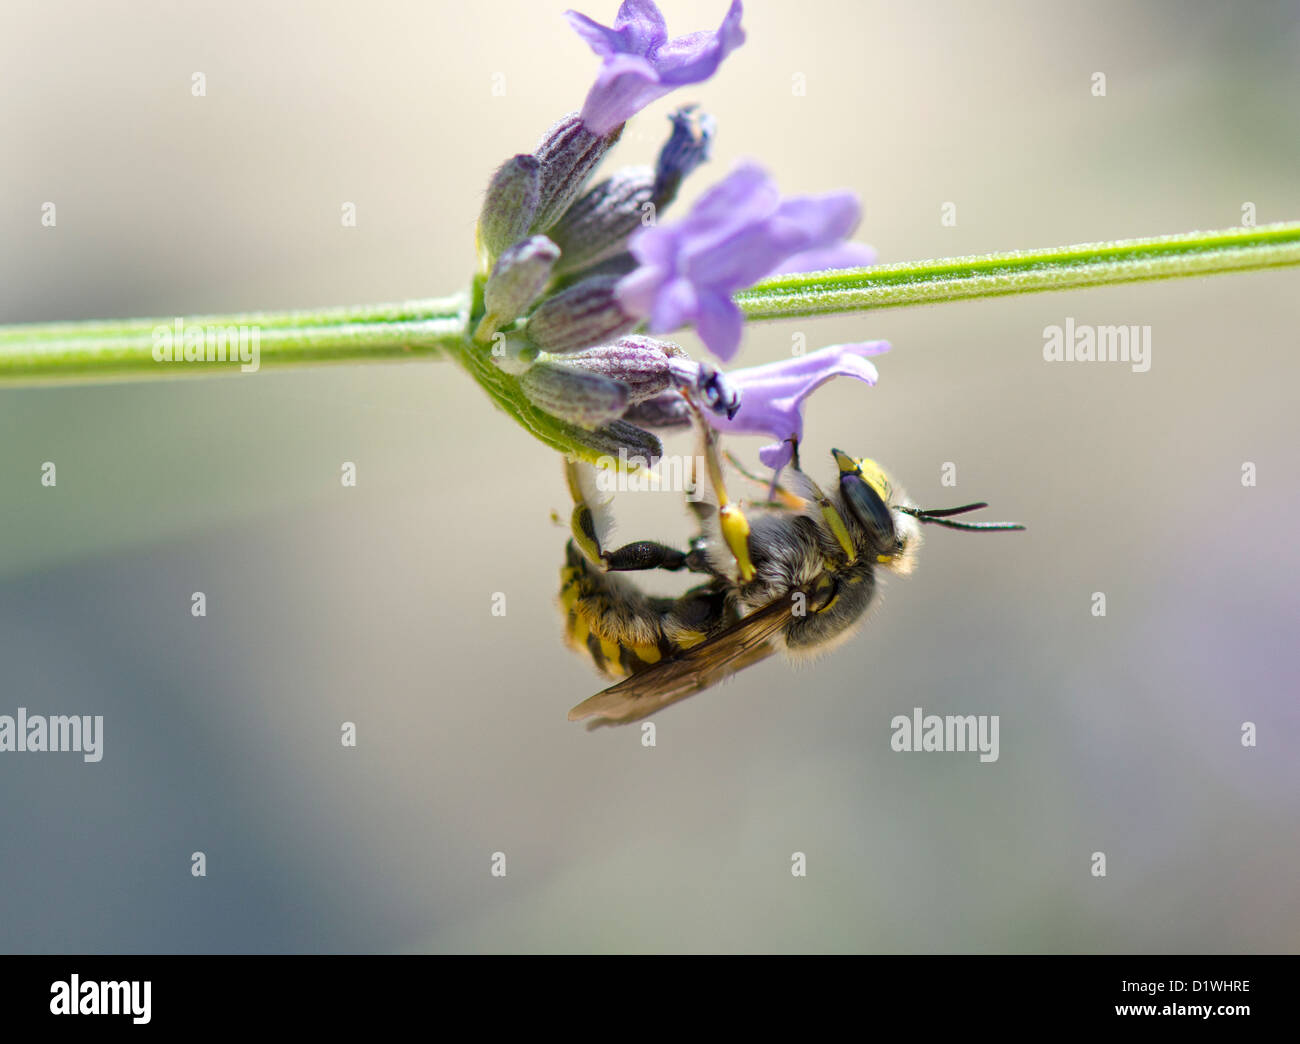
xmin=559 ymin=415 xmax=1024 ymax=726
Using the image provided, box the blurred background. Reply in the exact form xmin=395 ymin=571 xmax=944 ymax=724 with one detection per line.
xmin=1 ymin=0 xmax=1297 ymax=953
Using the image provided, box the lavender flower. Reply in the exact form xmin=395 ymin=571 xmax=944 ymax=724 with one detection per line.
xmin=566 ymin=0 xmax=746 ymax=136
xmin=615 ymin=163 xmax=872 ymax=360
xmin=705 ymin=341 xmax=891 ymax=471
xmin=463 ymin=2 xmax=887 ymax=471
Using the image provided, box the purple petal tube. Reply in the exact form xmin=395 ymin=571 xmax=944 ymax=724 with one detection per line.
xmin=707 ymin=341 xmax=891 ymax=471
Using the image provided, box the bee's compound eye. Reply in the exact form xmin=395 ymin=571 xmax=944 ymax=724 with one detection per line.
xmin=840 ymin=472 xmax=896 ymax=549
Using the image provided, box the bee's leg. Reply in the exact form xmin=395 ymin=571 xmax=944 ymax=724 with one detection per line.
xmin=603 ymin=541 xmax=689 ymax=572
xmin=560 ymin=540 xmax=673 ymax=676
xmin=564 ymin=459 xmax=708 ymax=574
xmin=690 ymin=409 xmax=758 ymax=583
xmin=565 ymin=459 xmax=607 ymax=565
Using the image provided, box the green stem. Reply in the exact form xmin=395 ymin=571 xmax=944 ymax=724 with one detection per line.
xmin=1 ymin=224 xmax=1295 ymax=385
xmin=0 ymin=296 xmax=466 ymax=343
xmin=0 ymin=296 xmax=468 ymax=382
xmin=735 ymin=222 xmax=1300 ymax=320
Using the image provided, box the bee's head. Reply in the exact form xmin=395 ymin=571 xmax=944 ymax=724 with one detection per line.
xmin=831 ymin=449 xmax=921 ymax=573
xmin=831 ymin=449 xmax=1024 ymax=573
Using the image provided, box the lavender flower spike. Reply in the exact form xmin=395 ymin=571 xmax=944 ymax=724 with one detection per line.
xmin=566 ymin=0 xmax=745 ymax=136
xmin=707 ymin=342 xmax=891 ymax=472
xmin=616 ymin=163 xmax=869 ymax=361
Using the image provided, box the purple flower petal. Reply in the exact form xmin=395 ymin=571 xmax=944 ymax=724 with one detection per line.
xmin=758 ymin=441 xmax=796 ymax=472
xmin=694 ymin=292 xmax=745 ymax=361
xmin=706 ymin=341 xmax=891 ymax=470
xmin=682 ymin=162 xmax=776 ymax=233
xmin=771 ymin=193 xmax=860 ymax=244
xmin=566 ymin=1 xmax=745 ymax=136
xmin=565 ymin=1 xmax=666 ymax=57
xmin=771 ymin=241 xmax=877 ymax=276
xmin=616 ymin=163 xmax=870 ymax=360
xmin=649 ymin=275 xmax=698 ymax=332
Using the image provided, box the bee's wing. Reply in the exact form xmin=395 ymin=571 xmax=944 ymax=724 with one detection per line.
xmin=567 ymin=595 xmax=796 ymax=725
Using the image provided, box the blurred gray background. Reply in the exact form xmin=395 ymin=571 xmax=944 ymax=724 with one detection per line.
xmin=1 ymin=0 xmax=1297 ymax=953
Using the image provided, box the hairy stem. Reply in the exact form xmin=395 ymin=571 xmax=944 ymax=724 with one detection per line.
xmin=0 ymin=297 xmax=467 ymax=382
xmin=735 ymin=222 xmax=1300 ymax=319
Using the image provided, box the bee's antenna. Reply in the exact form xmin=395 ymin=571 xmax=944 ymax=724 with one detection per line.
xmin=900 ymin=503 xmax=1025 ymax=532
xmin=919 ymin=517 xmax=1026 ymax=532
xmin=911 ymin=502 xmax=990 ymax=518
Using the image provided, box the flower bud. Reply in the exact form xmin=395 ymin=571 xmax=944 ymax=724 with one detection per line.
xmin=574 ymin=419 xmax=663 ymax=468
xmin=519 ymin=360 xmax=629 ymax=429
xmin=477 ymin=155 xmax=540 ymax=267
xmin=653 ymin=106 xmax=715 ymax=208
xmin=530 ymin=113 xmax=622 ymax=235
xmin=476 ymin=235 xmax=560 ymax=343
xmin=558 ymin=336 xmax=684 ymax=403
xmin=549 ymin=168 xmax=656 ymax=275
xmin=557 ymin=251 xmax=638 ymax=286
xmin=623 ymin=392 xmax=691 ymax=430
xmin=525 ymin=275 xmax=635 ymax=354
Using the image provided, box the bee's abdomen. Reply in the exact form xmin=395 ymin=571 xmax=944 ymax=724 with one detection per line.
xmin=559 ymin=541 xmax=733 ymax=678
xmin=560 ymin=542 xmax=673 ymax=679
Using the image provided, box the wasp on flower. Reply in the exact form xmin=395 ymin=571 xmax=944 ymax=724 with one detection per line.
xmin=461 ymin=0 xmax=1024 ymax=723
